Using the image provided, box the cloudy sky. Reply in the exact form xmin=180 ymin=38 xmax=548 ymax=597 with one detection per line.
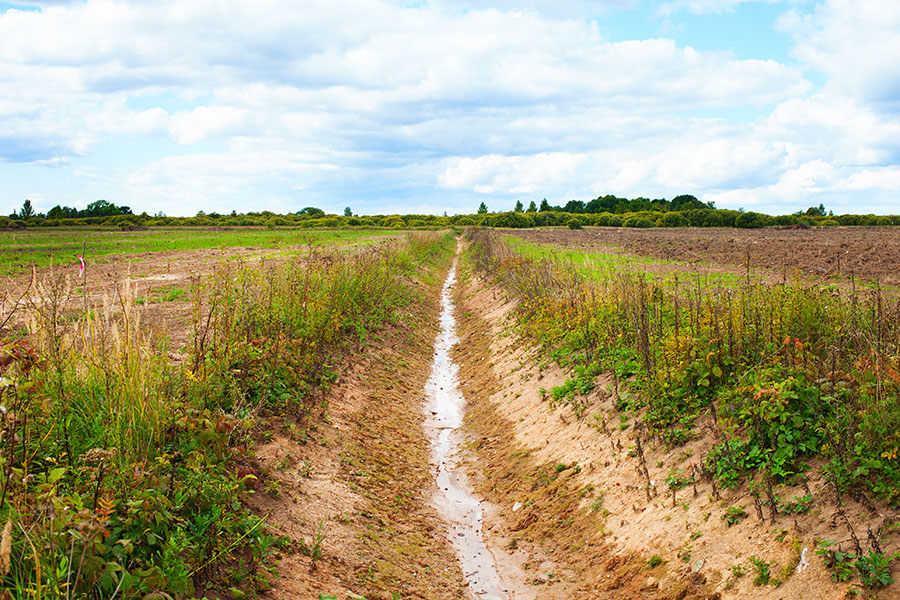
xmin=1 ymin=0 xmax=898 ymax=217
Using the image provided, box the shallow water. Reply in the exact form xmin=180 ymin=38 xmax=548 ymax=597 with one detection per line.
xmin=423 ymin=255 xmax=507 ymax=599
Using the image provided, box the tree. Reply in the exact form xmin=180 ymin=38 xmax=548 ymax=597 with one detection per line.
xmin=539 ymin=198 xmax=550 ymax=212
xmin=344 ymin=207 xmax=353 ymax=217
xmin=514 ymin=200 xmax=524 ymax=212
xmin=20 ymin=199 xmax=34 ymax=219
xmin=47 ymin=205 xmax=64 ymax=220
xmin=298 ymin=206 xmax=325 ymax=218
xmin=564 ymin=200 xmax=585 ymax=213
xmin=805 ymin=203 xmax=826 ymax=217
xmin=477 ymin=202 xmax=488 ymax=214
xmin=671 ymin=194 xmax=704 ymax=212
xmin=527 ymin=200 xmax=537 ymax=212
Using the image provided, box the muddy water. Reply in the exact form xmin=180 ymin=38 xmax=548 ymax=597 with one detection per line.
xmin=424 ymin=255 xmax=507 ymax=599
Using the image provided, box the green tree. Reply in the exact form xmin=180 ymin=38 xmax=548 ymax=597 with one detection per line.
xmin=527 ymin=200 xmax=537 ymax=212
xmin=20 ymin=199 xmax=35 ymax=218
xmin=539 ymin=198 xmax=550 ymax=212
xmin=83 ymin=199 xmax=122 ymax=217
xmin=344 ymin=207 xmax=353 ymax=217
xmin=477 ymin=202 xmax=488 ymax=214
xmin=514 ymin=200 xmax=524 ymax=212
xmin=298 ymin=206 xmax=325 ymax=218
xmin=805 ymin=203 xmax=826 ymax=217
xmin=670 ymin=194 xmax=704 ymax=211
xmin=564 ymin=199 xmax=585 ymax=213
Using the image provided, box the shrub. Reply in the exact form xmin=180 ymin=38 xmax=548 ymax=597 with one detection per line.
xmin=657 ymin=212 xmax=688 ymax=227
xmin=735 ymin=211 xmax=770 ymax=229
xmin=623 ymin=217 xmax=653 ymax=228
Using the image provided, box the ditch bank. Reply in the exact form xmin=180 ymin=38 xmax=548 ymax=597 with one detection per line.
xmin=451 ymin=260 xmax=894 ymax=599
xmin=248 ymin=247 xmax=471 ymax=600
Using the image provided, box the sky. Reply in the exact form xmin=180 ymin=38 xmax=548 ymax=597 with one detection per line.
xmin=0 ymin=0 xmax=899 ymax=217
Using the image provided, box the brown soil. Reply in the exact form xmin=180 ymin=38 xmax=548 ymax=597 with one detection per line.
xmin=451 ymin=261 xmax=900 ymax=600
xmin=507 ymin=227 xmax=900 ymax=286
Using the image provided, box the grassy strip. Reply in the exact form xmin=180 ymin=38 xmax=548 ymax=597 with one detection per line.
xmin=502 ymin=234 xmax=748 ymax=287
xmin=467 ymin=229 xmax=900 ymax=509
xmin=0 ymin=231 xmax=455 ymax=598
xmin=0 ymin=228 xmax=401 ymax=276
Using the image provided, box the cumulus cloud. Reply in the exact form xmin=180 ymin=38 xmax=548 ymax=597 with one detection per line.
xmin=0 ymin=0 xmax=898 ymax=216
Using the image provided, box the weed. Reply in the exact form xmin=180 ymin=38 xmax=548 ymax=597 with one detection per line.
xmin=468 ymin=229 xmax=900 ymax=506
xmin=749 ymin=556 xmax=771 ymax=585
xmin=310 ymin=521 xmax=326 ymax=568
xmin=856 ymin=550 xmax=894 ymax=589
xmin=648 ymin=554 xmax=665 ymax=568
xmin=722 ymin=506 xmax=748 ymax=526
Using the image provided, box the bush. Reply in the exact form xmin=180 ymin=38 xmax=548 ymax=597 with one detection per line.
xmin=487 ymin=211 xmax=535 ymax=228
xmin=567 ymin=218 xmax=583 ymax=230
xmin=656 ymin=212 xmax=689 ymax=227
xmin=623 ymin=217 xmax=653 ymax=228
xmin=735 ymin=211 xmax=770 ymax=229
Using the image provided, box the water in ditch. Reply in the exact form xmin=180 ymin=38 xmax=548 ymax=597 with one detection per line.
xmin=423 ymin=255 xmax=507 ymax=599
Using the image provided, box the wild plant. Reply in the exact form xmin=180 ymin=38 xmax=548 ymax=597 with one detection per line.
xmin=467 ymin=228 xmax=900 ymax=507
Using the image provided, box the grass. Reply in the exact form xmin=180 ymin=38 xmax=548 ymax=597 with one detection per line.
xmin=467 ymin=228 xmax=900 ymax=510
xmin=0 ymin=230 xmax=455 ymax=598
xmin=0 ymin=227 xmax=402 ymax=276
xmin=502 ymin=234 xmax=751 ymax=288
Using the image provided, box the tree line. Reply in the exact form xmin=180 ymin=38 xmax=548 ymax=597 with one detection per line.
xmin=2 ymin=196 xmax=895 ymax=230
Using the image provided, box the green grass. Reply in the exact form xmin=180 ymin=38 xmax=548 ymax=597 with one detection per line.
xmin=0 ymin=230 xmax=456 ymax=598
xmin=0 ymin=227 xmax=402 ymax=275
xmin=503 ymin=234 xmax=751 ymax=288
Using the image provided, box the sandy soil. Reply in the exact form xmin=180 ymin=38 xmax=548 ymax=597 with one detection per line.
xmin=507 ymin=226 xmax=900 ymax=286
xmin=451 ymin=259 xmax=900 ymax=600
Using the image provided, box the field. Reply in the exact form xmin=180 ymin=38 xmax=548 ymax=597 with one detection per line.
xmin=1 ymin=224 xmax=898 ymax=600
xmin=508 ymin=226 xmax=900 ymax=286
xmin=0 ymin=227 xmax=401 ymax=276
xmin=465 ymin=225 xmax=900 ymax=599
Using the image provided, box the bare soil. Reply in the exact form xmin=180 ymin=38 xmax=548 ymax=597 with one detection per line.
xmin=508 ymin=226 xmax=900 ymax=286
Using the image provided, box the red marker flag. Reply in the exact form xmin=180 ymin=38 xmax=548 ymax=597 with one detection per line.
xmin=78 ymin=254 xmax=85 ymax=277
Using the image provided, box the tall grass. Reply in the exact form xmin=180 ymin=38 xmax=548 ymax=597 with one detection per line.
xmin=468 ymin=228 xmax=900 ymax=507
xmin=0 ymin=231 xmax=454 ymax=598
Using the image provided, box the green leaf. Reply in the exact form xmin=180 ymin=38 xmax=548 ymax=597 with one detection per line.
xmin=711 ymin=366 xmax=723 ymax=378
xmin=48 ymin=467 xmax=66 ymax=483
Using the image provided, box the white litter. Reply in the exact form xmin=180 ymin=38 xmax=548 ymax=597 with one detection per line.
xmin=796 ymin=547 xmax=809 ymax=574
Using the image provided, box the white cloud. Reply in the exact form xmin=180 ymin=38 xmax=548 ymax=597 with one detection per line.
xmin=780 ymin=0 xmax=900 ymax=111
xmin=0 ymin=0 xmax=898 ymax=216
xmin=658 ymin=0 xmax=780 ymax=17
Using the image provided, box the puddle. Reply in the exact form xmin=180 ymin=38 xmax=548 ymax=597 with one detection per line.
xmin=424 ymin=254 xmax=507 ymax=599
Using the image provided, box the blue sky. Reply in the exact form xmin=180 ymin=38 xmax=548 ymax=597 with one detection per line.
xmin=1 ymin=0 xmax=899 ymax=217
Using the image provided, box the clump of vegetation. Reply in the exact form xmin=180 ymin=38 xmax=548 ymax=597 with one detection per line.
xmin=467 ymin=228 xmax=900 ymax=507
xmin=749 ymin=556 xmax=771 ymax=585
xmin=0 ymin=231 xmax=454 ymax=597
xmin=722 ymin=506 xmax=748 ymax=526
xmin=816 ymin=539 xmax=895 ymax=591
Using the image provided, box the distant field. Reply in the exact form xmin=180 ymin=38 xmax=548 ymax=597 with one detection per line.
xmin=0 ymin=227 xmax=401 ymax=275
xmin=505 ymin=226 xmax=900 ymax=287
